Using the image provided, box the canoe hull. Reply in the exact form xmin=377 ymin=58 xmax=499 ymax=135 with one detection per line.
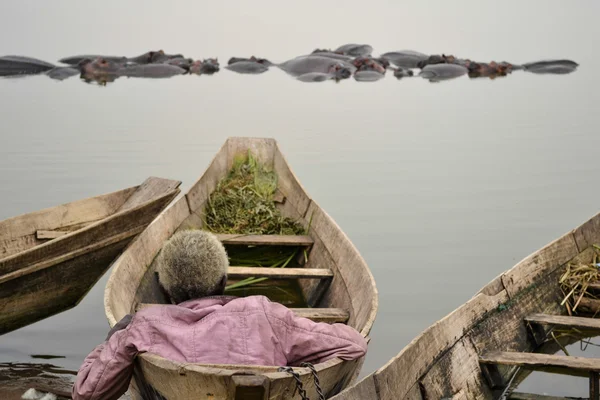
xmin=332 ymin=214 xmax=600 ymax=399
xmin=104 ymin=138 xmax=378 ymax=399
xmin=0 ymin=177 xmax=181 ymax=335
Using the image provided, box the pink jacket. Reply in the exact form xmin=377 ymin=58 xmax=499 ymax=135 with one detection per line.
xmin=72 ymin=295 xmax=367 ymax=400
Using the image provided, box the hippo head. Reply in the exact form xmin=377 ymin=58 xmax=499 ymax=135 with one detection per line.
xmin=328 ymin=64 xmax=352 ymax=80
xmin=189 ymin=58 xmax=220 ymax=75
xmin=78 ymin=57 xmax=120 ymax=75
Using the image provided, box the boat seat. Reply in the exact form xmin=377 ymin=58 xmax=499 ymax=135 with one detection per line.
xmin=227 ymin=266 xmax=332 ymax=280
xmin=136 ymin=303 xmax=349 ymax=324
xmin=215 ymin=234 xmax=313 ymax=247
xmin=479 ymin=351 xmax=600 ymax=399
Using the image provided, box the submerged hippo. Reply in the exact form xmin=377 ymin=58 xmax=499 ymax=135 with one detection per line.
xmin=393 ymin=67 xmax=414 ymax=79
xmin=352 ymin=57 xmax=387 ymax=74
xmin=189 ymin=58 xmax=220 ymax=75
xmin=278 ymin=55 xmax=354 ymax=80
xmin=380 ymin=50 xmax=429 ymax=69
xmin=78 ymin=57 xmax=185 ymax=83
xmin=128 ymin=50 xmax=183 ymax=64
xmin=46 ymin=66 xmax=79 ymax=81
xmin=523 ymin=59 xmax=579 ymax=74
xmin=296 ymin=72 xmax=335 ymax=82
xmin=164 ymin=57 xmax=195 ymax=71
xmin=226 ymin=56 xmax=272 ymax=74
xmin=309 ymin=50 xmax=354 ymax=62
xmin=465 ymin=61 xmax=514 ymax=79
xmin=0 ymin=56 xmax=54 ymax=76
xmin=333 ymin=44 xmax=373 ymax=57
xmin=59 ymin=55 xmax=127 ymax=66
xmin=119 ymin=64 xmax=186 ymax=78
xmin=419 ymin=64 xmax=468 ymax=82
xmin=354 ymin=70 xmax=386 ymax=82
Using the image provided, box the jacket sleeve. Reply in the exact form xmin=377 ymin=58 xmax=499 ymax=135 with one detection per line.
xmin=264 ymin=299 xmax=368 ymax=366
xmin=72 ymin=323 xmax=140 ymax=400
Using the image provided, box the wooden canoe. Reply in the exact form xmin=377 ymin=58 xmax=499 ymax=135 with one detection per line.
xmin=0 ymin=177 xmax=181 ymax=335
xmin=331 ymin=212 xmax=600 ymax=400
xmin=104 ymin=137 xmax=378 ymax=400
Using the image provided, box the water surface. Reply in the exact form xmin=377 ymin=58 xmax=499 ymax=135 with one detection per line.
xmin=0 ymin=0 xmax=598 ymax=397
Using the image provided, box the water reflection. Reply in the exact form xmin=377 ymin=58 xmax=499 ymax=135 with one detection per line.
xmin=0 ymin=44 xmax=579 ymax=86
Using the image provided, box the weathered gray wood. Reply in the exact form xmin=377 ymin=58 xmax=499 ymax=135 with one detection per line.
xmin=229 ymin=375 xmax=270 ymax=400
xmin=526 ymin=313 xmax=600 ymax=333
xmin=510 ymin=393 xmax=585 ymax=400
xmin=328 ymin=374 xmax=379 ymax=400
xmin=137 ymin=303 xmax=349 ymax=323
xmin=227 ymin=267 xmax=332 ymax=279
xmin=572 ymin=212 xmax=600 ymax=253
xmin=216 ymin=234 xmax=313 ymax=247
xmin=36 ymin=230 xmax=69 ymax=240
xmin=576 ymin=297 xmax=600 ymax=314
xmin=117 ymin=177 xmax=181 ymax=212
xmin=480 ymin=351 xmax=600 ymax=376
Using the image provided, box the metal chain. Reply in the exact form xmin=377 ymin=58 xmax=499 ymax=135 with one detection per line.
xmin=301 ymin=362 xmax=325 ymax=400
xmin=279 ymin=366 xmax=310 ymax=400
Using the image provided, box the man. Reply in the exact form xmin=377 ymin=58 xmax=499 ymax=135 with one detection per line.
xmin=72 ymin=230 xmax=367 ymax=400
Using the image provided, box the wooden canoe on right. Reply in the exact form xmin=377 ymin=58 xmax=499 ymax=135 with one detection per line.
xmin=0 ymin=177 xmax=181 ymax=335
xmin=331 ymin=212 xmax=600 ymax=400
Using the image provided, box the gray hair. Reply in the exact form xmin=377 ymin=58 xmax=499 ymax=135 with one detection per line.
xmin=156 ymin=230 xmax=229 ymax=303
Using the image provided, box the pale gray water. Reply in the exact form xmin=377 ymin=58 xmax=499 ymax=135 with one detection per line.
xmin=0 ymin=0 xmax=598 ymax=397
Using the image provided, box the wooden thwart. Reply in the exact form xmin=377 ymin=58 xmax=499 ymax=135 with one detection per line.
xmin=215 ymin=234 xmax=313 ymax=247
xmin=525 ymin=313 xmax=600 ymax=333
xmin=36 ymin=230 xmax=69 ymax=240
xmin=509 ymin=392 xmax=585 ymax=400
xmin=227 ymin=267 xmax=332 ymax=279
xmin=137 ymin=303 xmax=349 ymax=323
xmin=480 ymin=351 xmax=600 ymax=376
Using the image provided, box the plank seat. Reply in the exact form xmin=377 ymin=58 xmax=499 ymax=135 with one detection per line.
xmin=136 ymin=303 xmax=349 ymax=323
xmin=215 ymin=234 xmax=313 ymax=247
xmin=227 ymin=266 xmax=332 ymax=280
xmin=525 ymin=313 xmax=600 ymax=333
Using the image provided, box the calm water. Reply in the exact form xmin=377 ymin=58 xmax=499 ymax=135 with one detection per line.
xmin=0 ymin=0 xmax=599 ymax=397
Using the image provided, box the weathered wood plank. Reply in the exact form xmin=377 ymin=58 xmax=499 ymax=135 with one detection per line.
xmin=501 ymin=232 xmax=579 ymax=298
xmin=36 ymin=230 xmax=69 ymax=240
xmin=328 ymin=374 xmax=379 ymax=400
xmin=576 ymin=297 xmax=600 ymax=314
xmin=137 ymin=303 xmax=349 ymax=323
xmin=572 ymin=212 xmax=600 ymax=253
xmin=227 ymin=267 xmax=332 ymax=279
xmin=185 ymin=141 xmax=229 ymax=214
xmin=419 ymin=336 xmax=493 ymax=400
xmin=117 ymin=177 xmax=181 ymax=212
xmin=510 ymin=392 xmax=585 ymax=400
xmin=374 ymin=289 xmax=509 ymax=400
xmin=215 ymin=234 xmax=313 ymax=247
xmin=526 ymin=313 xmax=600 ymax=332
xmin=480 ymin=351 xmax=600 ymax=376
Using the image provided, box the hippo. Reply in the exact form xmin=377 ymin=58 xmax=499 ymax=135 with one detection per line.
xmin=352 ymin=57 xmax=387 ymax=74
xmin=278 ymin=55 xmax=355 ymax=80
xmin=59 ymin=55 xmax=127 ymax=66
xmin=164 ymin=57 xmax=195 ymax=71
xmin=225 ymin=61 xmax=270 ymax=74
xmin=380 ymin=51 xmax=429 ymax=69
xmin=522 ymin=59 xmax=579 ymax=74
xmin=118 ymin=64 xmax=186 ymax=78
xmin=333 ymin=44 xmax=373 ymax=57
xmin=393 ymin=67 xmax=414 ymax=79
xmin=354 ymin=70 xmax=385 ymax=82
xmin=128 ymin=50 xmax=184 ymax=64
xmin=0 ymin=56 xmax=54 ymax=76
xmin=189 ymin=58 xmax=220 ymax=75
xmin=419 ymin=64 xmax=468 ymax=82
xmin=416 ymin=54 xmax=452 ymax=69
xmin=309 ymin=50 xmax=354 ymax=62
xmin=46 ymin=66 xmax=79 ymax=81
xmin=465 ymin=61 xmax=514 ymax=79
xmin=228 ymin=56 xmax=273 ymax=66
xmin=78 ymin=57 xmax=185 ymax=84
xmin=296 ymin=72 xmax=335 ymax=82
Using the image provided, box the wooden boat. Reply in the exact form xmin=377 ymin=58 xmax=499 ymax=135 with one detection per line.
xmin=104 ymin=137 xmax=378 ymax=400
xmin=0 ymin=177 xmax=181 ymax=335
xmin=331 ymin=212 xmax=600 ymax=400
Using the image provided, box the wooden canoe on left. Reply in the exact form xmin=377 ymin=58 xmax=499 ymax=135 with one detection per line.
xmin=0 ymin=176 xmax=181 ymax=335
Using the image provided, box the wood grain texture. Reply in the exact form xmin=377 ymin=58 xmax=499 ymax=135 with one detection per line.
xmin=328 ymin=374 xmax=379 ymax=400
xmin=36 ymin=230 xmax=69 ymax=240
xmin=215 ymin=234 xmax=313 ymax=247
xmin=510 ymin=392 xmax=585 ymax=400
xmin=227 ymin=267 xmax=332 ymax=279
xmin=525 ymin=313 xmax=600 ymax=332
xmin=117 ymin=177 xmax=181 ymax=212
xmin=572 ymin=211 xmax=600 ymax=253
xmin=480 ymin=351 xmax=600 ymax=375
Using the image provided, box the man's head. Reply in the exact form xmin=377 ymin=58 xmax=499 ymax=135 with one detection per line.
xmin=156 ymin=230 xmax=229 ymax=304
